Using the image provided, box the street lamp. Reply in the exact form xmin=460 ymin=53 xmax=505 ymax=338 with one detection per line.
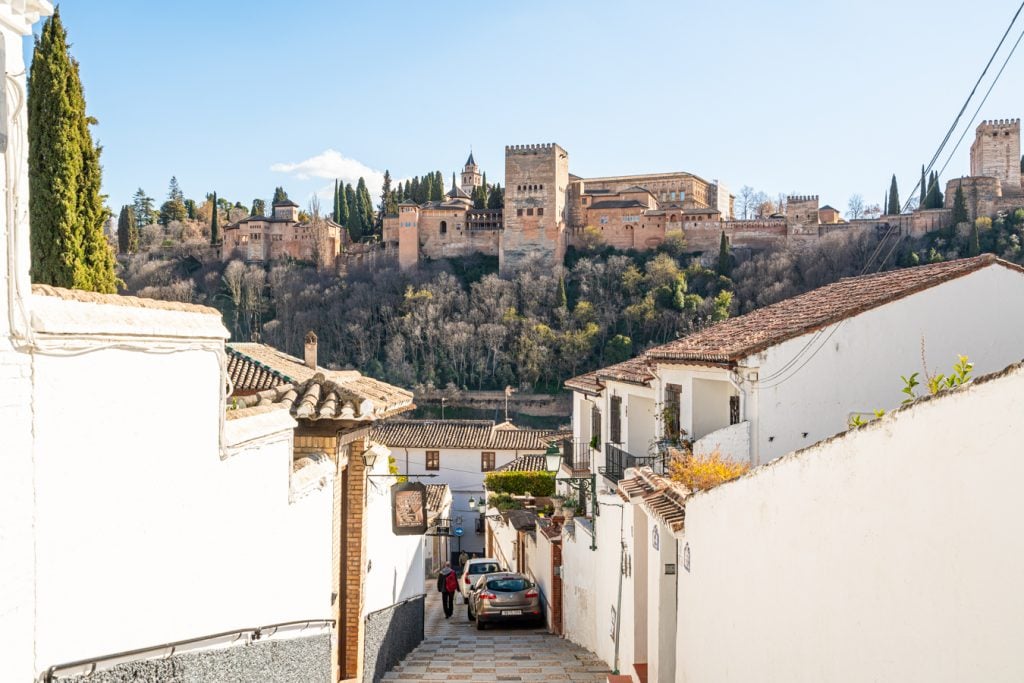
xmin=467 ymin=496 xmax=477 ymax=510
xmin=546 ymin=442 xmax=598 ymax=551
xmin=361 ymin=444 xmax=385 ymax=469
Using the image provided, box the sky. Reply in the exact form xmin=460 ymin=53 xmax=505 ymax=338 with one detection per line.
xmin=31 ymin=0 xmax=1024 ymax=215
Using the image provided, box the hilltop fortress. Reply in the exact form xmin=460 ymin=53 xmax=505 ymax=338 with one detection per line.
xmin=383 ymin=119 xmax=1023 ymax=273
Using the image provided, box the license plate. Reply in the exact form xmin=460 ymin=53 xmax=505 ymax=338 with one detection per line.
xmin=501 ymin=609 xmax=522 ymax=616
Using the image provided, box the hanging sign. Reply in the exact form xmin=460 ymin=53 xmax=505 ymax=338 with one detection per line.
xmin=391 ymin=481 xmax=428 ymax=536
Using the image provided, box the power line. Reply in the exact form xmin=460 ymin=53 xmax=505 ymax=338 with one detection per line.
xmin=903 ymin=0 xmax=1024 ymax=211
xmin=937 ymin=24 xmax=1024 ymax=180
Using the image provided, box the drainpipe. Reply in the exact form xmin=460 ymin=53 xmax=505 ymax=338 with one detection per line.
xmin=612 ymin=503 xmax=625 ymax=675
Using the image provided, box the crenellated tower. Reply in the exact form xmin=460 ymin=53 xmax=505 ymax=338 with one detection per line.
xmin=970 ymin=119 xmax=1021 ymax=194
xmin=501 ymin=143 xmax=569 ymax=275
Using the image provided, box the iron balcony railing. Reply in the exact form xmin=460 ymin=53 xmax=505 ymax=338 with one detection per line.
xmin=561 ymin=438 xmax=592 ymax=473
xmin=601 ymin=443 xmax=664 ymax=483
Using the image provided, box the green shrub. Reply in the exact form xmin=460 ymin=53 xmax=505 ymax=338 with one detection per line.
xmin=484 ymin=470 xmax=555 ymax=497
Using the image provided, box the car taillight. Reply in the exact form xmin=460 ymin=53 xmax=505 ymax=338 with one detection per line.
xmin=525 ymin=590 xmax=539 ymax=598
xmin=479 ymin=592 xmax=496 ymax=600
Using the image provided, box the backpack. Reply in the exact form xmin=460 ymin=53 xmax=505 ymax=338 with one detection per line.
xmin=445 ymin=570 xmax=458 ymax=593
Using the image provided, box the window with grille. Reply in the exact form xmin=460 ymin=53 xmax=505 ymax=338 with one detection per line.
xmin=481 ymin=451 xmax=495 ymax=472
xmin=426 ymin=451 xmax=440 ymax=470
xmin=664 ymin=384 xmax=681 ymax=440
xmin=591 ymin=405 xmax=602 ymax=451
xmin=610 ymin=396 xmax=622 ymax=444
xmin=730 ymin=395 xmax=740 ymax=425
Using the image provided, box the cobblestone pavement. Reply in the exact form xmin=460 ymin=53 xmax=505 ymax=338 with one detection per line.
xmin=381 ymin=584 xmax=609 ymax=682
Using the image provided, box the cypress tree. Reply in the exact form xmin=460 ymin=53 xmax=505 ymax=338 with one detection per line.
xmin=887 ymin=175 xmax=900 ymax=215
xmin=557 ymin=276 xmax=568 ymax=309
xmin=487 ymin=183 xmax=504 ymax=210
xmin=184 ymin=198 xmax=197 ymax=219
xmin=380 ymin=170 xmax=393 ymax=215
xmin=356 ymin=177 xmax=373 ymax=230
xmin=250 ymin=198 xmax=265 ymax=216
xmin=339 ymin=182 xmax=351 ymax=225
xmin=933 ymin=172 xmax=943 ymax=207
xmin=210 ymin=191 xmax=220 ymax=245
xmin=716 ymin=231 xmax=732 ymax=278
xmin=332 ymin=179 xmax=340 ymax=222
xmin=920 ymin=165 xmax=927 ymax=209
xmin=951 ymin=182 xmax=968 ymax=226
xmin=272 ymin=186 xmax=288 ymax=204
xmin=969 ymin=220 xmax=981 ymax=256
xmin=883 ymin=191 xmax=889 ymax=216
xmin=117 ymin=205 xmax=136 ymax=255
xmin=29 ymin=8 xmax=116 ymax=292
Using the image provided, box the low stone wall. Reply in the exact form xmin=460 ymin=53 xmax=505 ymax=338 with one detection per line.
xmin=60 ymin=634 xmax=330 ymax=683
xmin=362 ymin=595 xmax=425 ymax=683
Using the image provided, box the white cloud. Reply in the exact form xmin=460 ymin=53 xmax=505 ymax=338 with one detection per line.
xmin=271 ymin=148 xmax=387 ymax=197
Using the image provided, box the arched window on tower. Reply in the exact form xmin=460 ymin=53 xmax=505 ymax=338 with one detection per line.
xmin=440 ymin=220 xmax=447 ymax=234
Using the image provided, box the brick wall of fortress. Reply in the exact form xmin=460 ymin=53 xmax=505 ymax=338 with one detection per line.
xmin=946 ymin=175 xmax=1024 ymax=221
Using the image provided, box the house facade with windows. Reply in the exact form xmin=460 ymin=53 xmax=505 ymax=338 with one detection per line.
xmin=221 ymin=199 xmax=345 ymax=270
xmin=370 ymin=420 xmax=557 ymax=557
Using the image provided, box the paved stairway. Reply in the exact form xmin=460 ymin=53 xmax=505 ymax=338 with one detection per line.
xmin=381 ymin=584 xmax=610 ymax=682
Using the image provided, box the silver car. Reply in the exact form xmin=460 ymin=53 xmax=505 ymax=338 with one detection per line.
xmin=467 ymin=572 xmax=543 ymax=630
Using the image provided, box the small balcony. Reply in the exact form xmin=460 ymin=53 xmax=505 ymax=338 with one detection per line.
xmin=601 ymin=443 xmax=666 ymax=483
xmin=561 ymin=438 xmax=592 ymax=474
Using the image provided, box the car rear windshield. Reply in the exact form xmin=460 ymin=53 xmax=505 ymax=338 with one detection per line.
xmin=487 ymin=578 xmax=531 ymax=592
xmin=468 ymin=563 xmax=500 ymax=574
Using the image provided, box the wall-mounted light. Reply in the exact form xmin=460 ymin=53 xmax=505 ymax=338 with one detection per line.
xmin=544 ymin=443 xmax=563 ymax=473
xmin=468 ymin=496 xmax=477 ymax=510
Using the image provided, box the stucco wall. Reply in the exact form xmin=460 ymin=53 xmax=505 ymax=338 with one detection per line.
xmin=751 ymin=263 xmax=1024 ymax=464
xmin=362 ymin=595 xmax=425 ymax=683
xmin=30 ymin=300 xmax=333 ymax=673
xmin=361 ymin=455 xmax=425 ymax=617
xmin=676 ymin=361 xmax=1024 ymax=682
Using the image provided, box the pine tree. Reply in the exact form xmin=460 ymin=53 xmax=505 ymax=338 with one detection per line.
xmin=716 ymin=231 xmax=732 ymax=278
xmin=272 ymin=186 xmax=288 ymax=204
xmin=168 ymin=176 xmax=184 ymax=203
xmin=887 ymin=175 xmax=900 ymax=215
xmin=132 ymin=188 xmax=154 ymax=227
xmin=117 ymin=205 xmax=134 ymax=254
xmin=210 ymin=191 xmax=220 ymax=245
xmin=951 ymin=182 xmax=968 ymax=226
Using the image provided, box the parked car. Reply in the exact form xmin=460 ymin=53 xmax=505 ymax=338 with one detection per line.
xmin=459 ymin=557 xmax=502 ymax=601
xmin=467 ymin=572 xmax=543 ymax=629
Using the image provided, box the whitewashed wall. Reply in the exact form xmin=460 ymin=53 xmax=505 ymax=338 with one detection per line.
xmin=525 ymin=530 xmax=556 ymax=630
xmin=30 ymin=299 xmax=334 ymax=673
xmin=750 ymin=264 xmax=1024 ymax=464
xmin=676 ymin=361 xmax=1024 ymax=682
xmin=0 ymin=5 xmax=49 ymax=679
xmin=487 ymin=509 xmax=519 ymax=571
xmin=361 ymin=453 xmax=425 ymax=617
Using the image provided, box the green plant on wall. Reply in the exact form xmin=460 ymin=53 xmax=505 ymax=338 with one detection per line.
xmin=848 ymin=354 xmax=974 ymax=429
xmin=484 ymin=471 xmax=556 ymax=497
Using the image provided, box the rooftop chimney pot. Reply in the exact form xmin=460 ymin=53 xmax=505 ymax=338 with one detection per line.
xmin=304 ymin=331 xmax=318 ymax=369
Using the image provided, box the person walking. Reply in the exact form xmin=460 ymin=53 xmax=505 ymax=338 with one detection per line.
xmin=437 ymin=561 xmax=457 ymax=619
xmin=458 ymin=550 xmax=468 ymax=568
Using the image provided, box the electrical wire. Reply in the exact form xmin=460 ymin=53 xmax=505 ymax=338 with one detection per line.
xmin=759 ymin=3 xmax=1024 ymax=389
xmin=937 ymin=23 xmax=1024 ymax=180
xmin=903 ymin=0 xmax=1024 ymax=211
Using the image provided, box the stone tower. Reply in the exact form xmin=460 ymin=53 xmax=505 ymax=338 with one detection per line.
xmin=501 ymin=143 xmax=569 ymax=275
xmin=970 ymin=119 xmax=1021 ymax=193
xmin=461 ymin=151 xmax=483 ymax=196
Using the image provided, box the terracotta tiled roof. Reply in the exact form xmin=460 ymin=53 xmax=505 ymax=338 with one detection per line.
xmin=565 ymin=356 xmax=654 ymax=396
xmin=227 ymin=343 xmax=414 ymax=417
xmin=32 ymin=284 xmax=220 ymax=315
xmin=647 ymin=254 xmax=1022 ymax=364
xmin=227 ymin=349 xmax=288 ymax=393
xmin=496 ymin=454 xmax=548 ymax=472
xmin=426 ymin=484 xmax=450 ymax=515
xmin=371 ymin=419 xmax=555 ymax=451
xmin=618 ymin=467 xmax=689 ymax=533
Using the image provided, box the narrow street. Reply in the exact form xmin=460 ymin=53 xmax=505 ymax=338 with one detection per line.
xmin=382 ymin=584 xmax=610 ymax=682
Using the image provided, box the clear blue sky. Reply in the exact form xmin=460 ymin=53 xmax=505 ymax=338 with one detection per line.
xmin=31 ymin=0 xmax=1024 ymax=214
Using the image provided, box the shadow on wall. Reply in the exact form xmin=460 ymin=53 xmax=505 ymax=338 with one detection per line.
xmin=363 ymin=595 xmax=425 ymax=683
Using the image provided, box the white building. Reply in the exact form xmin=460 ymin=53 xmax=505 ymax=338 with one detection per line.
xmin=370 ymin=420 xmax=558 ymax=557
xmin=558 ymin=254 xmax=1024 ymax=681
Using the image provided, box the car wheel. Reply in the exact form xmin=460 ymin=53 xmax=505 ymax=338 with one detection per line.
xmin=476 ymin=617 xmax=485 ymax=630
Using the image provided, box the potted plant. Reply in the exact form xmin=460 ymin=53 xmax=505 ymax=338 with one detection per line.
xmin=562 ymin=498 xmax=578 ymax=520
xmin=551 ymin=496 xmax=565 ymax=515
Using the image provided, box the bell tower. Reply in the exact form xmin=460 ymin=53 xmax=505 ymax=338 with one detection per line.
xmin=461 ymin=151 xmax=483 ymax=196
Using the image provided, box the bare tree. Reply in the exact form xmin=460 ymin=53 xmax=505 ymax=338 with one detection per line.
xmin=846 ymin=194 xmax=866 ymax=219
xmin=737 ymin=186 xmax=756 ymax=220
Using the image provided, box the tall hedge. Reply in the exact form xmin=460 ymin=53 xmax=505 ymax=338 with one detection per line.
xmin=483 ymin=471 xmax=555 ymax=497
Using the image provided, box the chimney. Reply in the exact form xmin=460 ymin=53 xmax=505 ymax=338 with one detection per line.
xmin=304 ymin=331 xmax=318 ymax=369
